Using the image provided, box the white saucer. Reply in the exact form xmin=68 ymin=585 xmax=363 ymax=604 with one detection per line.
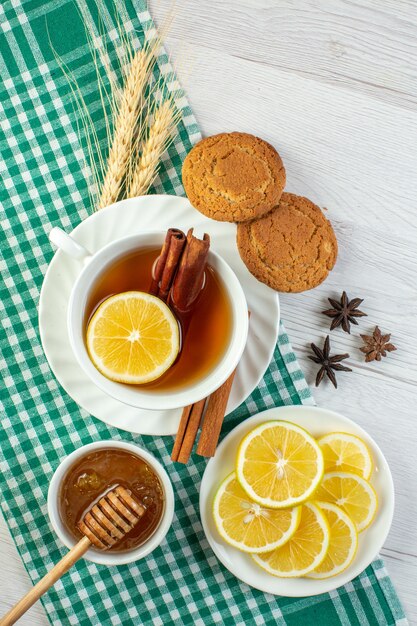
xmin=39 ymin=195 xmax=280 ymax=435
xmin=200 ymin=406 xmax=394 ymax=597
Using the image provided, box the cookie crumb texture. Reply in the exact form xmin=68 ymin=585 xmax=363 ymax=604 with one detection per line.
xmin=182 ymin=132 xmax=286 ymax=222
xmin=237 ymin=193 xmax=338 ymax=292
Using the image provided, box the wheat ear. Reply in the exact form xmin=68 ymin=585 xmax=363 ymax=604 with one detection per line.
xmin=97 ymin=46 xmax=155 ymax=209
xmin=127 ymin=100 xmax=180 ymax=197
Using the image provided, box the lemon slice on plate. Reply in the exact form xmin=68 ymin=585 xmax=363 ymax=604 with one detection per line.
xmin=86 ymin=291 xmax=179 ymax=384
xmin=318 ymin=432 xmax=373 ymax=479
xmin=252 ymin=502 xmax=330 ymax=577
xmin=315 ymin=472 xmax=378 ymax=532
xmin=307 ymin=501 xmax=358 ymax=579
xmin=213 ymin=473 xmax=301 ymax=554
xmin=236 ymin=421 xmax=324 ymax=508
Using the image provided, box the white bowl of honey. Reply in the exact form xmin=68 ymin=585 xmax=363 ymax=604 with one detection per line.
xmin=48 ymin=441 xmax=175 ymax=565
xmin=49 ymin=227 xmax=249 ymax=411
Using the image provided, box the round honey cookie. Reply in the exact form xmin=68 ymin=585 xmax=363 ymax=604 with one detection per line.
xmin=237 ymin=193 xmax=338 ymax=292
xmin=182 ymin=132 xmax=286 ymax=222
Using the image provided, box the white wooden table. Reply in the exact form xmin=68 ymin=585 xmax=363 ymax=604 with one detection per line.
xmin=1 ymin=1 xmax=416 ymax=623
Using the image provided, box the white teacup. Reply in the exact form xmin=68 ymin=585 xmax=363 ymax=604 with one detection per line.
xmin=49 ymin=227 xmax=249 ymax=411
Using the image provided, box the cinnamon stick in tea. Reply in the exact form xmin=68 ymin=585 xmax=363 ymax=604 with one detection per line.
xmin=150 ymin=228 xmax=186 ymax=302
xmin=170 ymin=229 xmax=210 ymax=314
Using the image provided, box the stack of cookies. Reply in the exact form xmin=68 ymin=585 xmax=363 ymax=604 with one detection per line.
xmin=182 ymin=132 xmax=337 ymax=293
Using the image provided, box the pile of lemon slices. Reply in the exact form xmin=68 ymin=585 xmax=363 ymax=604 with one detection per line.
xmin=213 ymin=421 xmax=378 ymax=579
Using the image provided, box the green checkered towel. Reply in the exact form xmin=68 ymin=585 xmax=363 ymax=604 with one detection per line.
xmin=0 ymin=1 xmax=407 ymax=624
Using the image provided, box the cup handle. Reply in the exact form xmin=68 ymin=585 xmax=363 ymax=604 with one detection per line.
xmin=49 ymin=227 xmax=92 ymax=262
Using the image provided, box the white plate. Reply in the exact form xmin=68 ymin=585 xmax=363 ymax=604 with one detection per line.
xmin=200 ymin=405 xmax=394 ymax=597
xmin=39 ymin=195 xmax=279 ymax=435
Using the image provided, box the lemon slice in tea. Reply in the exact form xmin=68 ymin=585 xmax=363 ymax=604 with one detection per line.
xmin=236 ymin=421 xmax=324 ymax=508
xmin=86 ymin=291 xmax=179 ymax=384
xmin=213 ymin=473 xmax=301 ymax=553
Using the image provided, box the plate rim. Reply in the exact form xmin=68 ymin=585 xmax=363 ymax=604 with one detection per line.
xmin=39 ymin=194 xmax=280 ymax=435
xmin=199 ymin=405 xmax=395 ymax=597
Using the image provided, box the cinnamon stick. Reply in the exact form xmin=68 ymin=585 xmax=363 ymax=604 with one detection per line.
xmin=150 ymin=228 xmax=186 ymax=301
xmin=170 ymin=229 xmax=210 ymax=314
xmin=172 ymin=398 xmax=206 ymax=464
xmin=197 ymin=312 xmax=250 ymax=458
xmin=196 ymin=368 xmax=237 ymax=458
xmin=171 ymin=404 xmax=192 ymax=462
xmin=152 ymin=226 xmax=212 ymax=464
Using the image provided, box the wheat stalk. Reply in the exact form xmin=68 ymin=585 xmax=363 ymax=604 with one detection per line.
xmin=97 ymin=45 xmax=156 ymax=209
xmin=51 ymin=1 xmax=182 ymax=208
xmin=127 ymin=99 xmax=180 ymax=197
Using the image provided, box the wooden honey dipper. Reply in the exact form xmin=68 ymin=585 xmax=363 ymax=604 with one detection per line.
xmin=0 ymin=486 xmax=145 ymax=626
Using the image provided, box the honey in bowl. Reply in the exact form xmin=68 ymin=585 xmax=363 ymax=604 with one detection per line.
xmin=85 ymin=246 xmax=232 ymax=390
xmin=59 ymin=448 xmax=165 ymax=552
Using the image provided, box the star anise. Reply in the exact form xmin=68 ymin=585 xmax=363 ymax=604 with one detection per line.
xmin=322 ymin=291 xmax=367 ymax=334
xmin=360 ymin=326 xmax=397 ymax=362
xmin=309 ymin=335 xmax=352 ymax=388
